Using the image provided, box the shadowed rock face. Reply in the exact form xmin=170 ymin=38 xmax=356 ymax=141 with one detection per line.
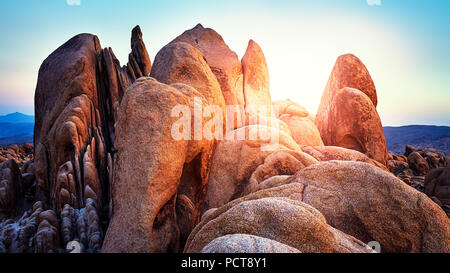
xmin=0 ymin=159 xmax=22 ymax=220
xmin=425 ymin=165 xmax=450 ymax=214
xmin=130 ymin=25 xmax=152 ymax=77
xmin=31 ymin=25 xmax=151 ymax=252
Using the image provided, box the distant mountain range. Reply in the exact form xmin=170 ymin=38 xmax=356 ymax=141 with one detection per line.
xmin=0 ymin=113 xmax=449 ymax=155
xmin=0 ymin=112 xmax=34 ymax=146
xmin=383 ymin=125 xmax=450 ymax=155
xmin=0 ymin=112 xmax=34 ymax=123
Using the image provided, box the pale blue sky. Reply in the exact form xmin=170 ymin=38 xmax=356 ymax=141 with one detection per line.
xmin=0 ymin=0 xmax=449 ymax=126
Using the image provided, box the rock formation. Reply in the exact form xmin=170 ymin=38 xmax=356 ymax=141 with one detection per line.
xmin=316 ymin=54 xmax=388 ymax=165
xmin=17 ymin=25 xmax=151 ymax=252
xmin=316 ymin=86 xmax=388 ymax=165
xmin=102 ymin=77 xmax=217 ymax=252
xmin=425 ymin=165 xmax=450 ymax=217
xmin=1 ymin=24 xmax=449 ymax=254
xmin=387 ymin=145 xmax=449 ymax=216
xmin=150 ymin=41 xmax=227 ymax=132
xmin=0 ymin=144 xmax=33 ymax=164
xmin=171 ymin=24 xmax=244 ymax=113
xmin=201 ymin=234 xmax=302 ymax=253
xmin=284 ymin=161 xmax=450 ymax=253
xmin=186 ymin=185 xmax=373 ymax=253
xmin=203 ymin=125 xmax=306 ymax=211
xmin=317 ymin=54 xmax=378 ymax=108
xmin=242 ymin=40 xmax=274 ymax=120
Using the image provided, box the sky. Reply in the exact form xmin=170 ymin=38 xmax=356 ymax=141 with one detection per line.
xmin=0 ymin=0 xmax=449 ymax=126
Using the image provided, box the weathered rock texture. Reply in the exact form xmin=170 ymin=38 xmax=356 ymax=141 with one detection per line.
xmin=284 ymin=161 xmax=450 ymax=253
xmin=0 ymin=160 xmax=23 ymax=220
xmin=186 ymin=185 xmax=372 ymax=253
xmin=30 ymin=25 xmax=151 ymax=252
xmin=388 ymin=145 xmax=449 ymax=215
xmin=316 ymin=54 xmax=387 ymax=165
xmin=273 ymin=99 xmax=323 ymax=147
xmin=317 ymin=54 xmax=377 ymax=109
xmin=150 ymin=41 xmax=227 ymax=132
xmin=2 ymin=24 xmax=448 ymax=254
xmin=301 ymin=146 xmax=388 ymax=171
xmin=102 ymin=77 xmax=216 ymax=253
xmin=425 ymin=165 xmax=450 ymax=217
xmin=0 ymin=144 xmax=33 ymax=164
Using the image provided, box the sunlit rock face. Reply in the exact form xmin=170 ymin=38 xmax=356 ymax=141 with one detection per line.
xmin=242 ymin=40 xmax=274 ymax=121
xmin=274 ymin=99 xmax=324 ymax=147
xmin=315 ymin=54 xmax=388 ymax=165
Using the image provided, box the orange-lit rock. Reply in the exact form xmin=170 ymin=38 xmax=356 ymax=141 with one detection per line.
xmin=242 ymin=40 xmax=274 ymax=120
xmin=316 ymin=87 xmax=388 ymax=165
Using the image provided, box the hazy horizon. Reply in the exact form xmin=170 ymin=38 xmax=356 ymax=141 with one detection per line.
xmin=1 ymin=0 xmax=449 ymax=126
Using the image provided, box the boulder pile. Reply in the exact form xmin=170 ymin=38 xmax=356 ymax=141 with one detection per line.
xmin=0 ymin=24 xmax=448 ymax=253
xmin=387 ymin=145 xmax=449 ymax=217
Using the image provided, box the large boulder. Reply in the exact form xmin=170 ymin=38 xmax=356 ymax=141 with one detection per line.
xmin=425 ymin=165 xmax=450 ymax=215
xmin=102 ymin=78 xmax=215 ymax=253
xmin=242 ymin=40 xmax=274 ymax=120
xmin=408 ymin=152 xmax=430 ymax=176
xmin=151 ymin=42 xmax=226 ymax=109
xmin=283 ymin=161 xmax=450 ymax=253
xmin=186 ymin=185 xmax=372 ymax=253
xmin=170 ymin=24 xmax=244 ymax=112
xmin=201 ymin=234 xmax=301 ymax=253
xmin=272 ymin=99 xmax=323 ymax=146
xmin=315 ymin=87 xmax=388 ymax=165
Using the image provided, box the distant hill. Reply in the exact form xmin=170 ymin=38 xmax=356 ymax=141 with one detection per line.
xmin=0 ymin=112 xmax=34 ymax=123
xmin=0 ymin=112 xmax=34 ymax=146
xmin=0 ymin=133 xmax=33 ymax=146
xmin=383 ymin=125 xmax=450 ymax=155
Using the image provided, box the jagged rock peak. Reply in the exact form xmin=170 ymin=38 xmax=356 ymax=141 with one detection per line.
xmin=130 ymin=25 xmax=152 ymax=76
xmin=194 ymin=23 xmax=204 ymax=29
